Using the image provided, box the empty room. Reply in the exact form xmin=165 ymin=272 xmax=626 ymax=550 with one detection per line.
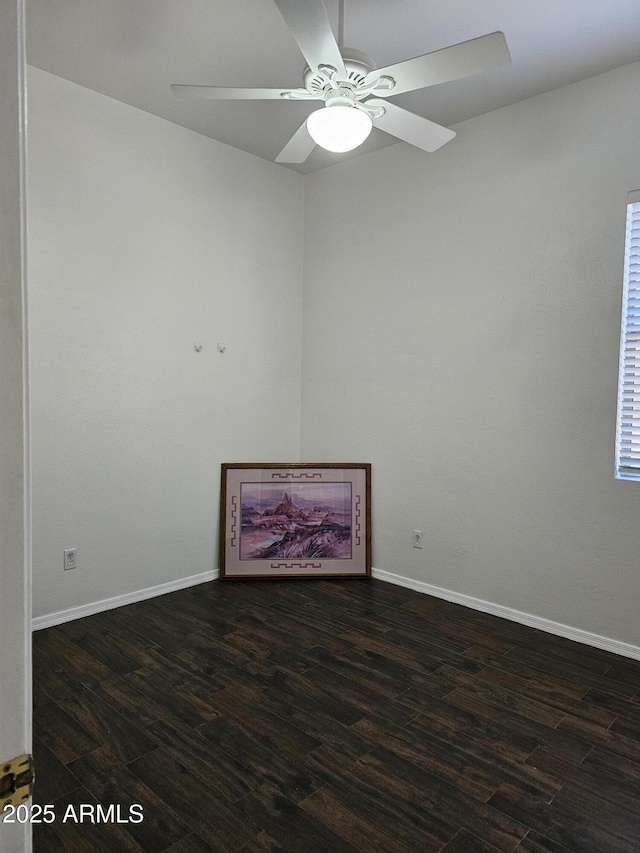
xmin=2 ymin=1 xmax=640 ymax=851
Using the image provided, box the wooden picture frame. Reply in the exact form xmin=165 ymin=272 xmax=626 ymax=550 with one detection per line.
xmin=219 ymin=463 xmax=371 ymax=579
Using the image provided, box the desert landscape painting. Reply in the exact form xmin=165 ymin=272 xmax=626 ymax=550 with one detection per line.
xmin=240 ymin=481 xmax=352 ymax=560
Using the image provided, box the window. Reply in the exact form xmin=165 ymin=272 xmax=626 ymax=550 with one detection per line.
xmin=615 ymin=190 xmax=640 ymax=479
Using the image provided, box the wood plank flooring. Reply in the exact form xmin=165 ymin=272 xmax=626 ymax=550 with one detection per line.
xmin=31 ymin=578 xmax=640 ymax=852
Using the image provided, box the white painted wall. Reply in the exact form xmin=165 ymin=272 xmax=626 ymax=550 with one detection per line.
xmin=0 ymin=1 xmax=30 ymax=850
xmin=27 ymin=60 xmax=640 ymax=649
xmin=27 ymin=68 xmax=303 ymax=620
xmin=301 ymin=62 xmax=640 ymax=647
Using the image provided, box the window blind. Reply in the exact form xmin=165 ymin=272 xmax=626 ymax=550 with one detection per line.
xmin=616 ymin=191 xmax=640 ymax=478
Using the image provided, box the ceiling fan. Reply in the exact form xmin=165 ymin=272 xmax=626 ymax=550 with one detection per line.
xmin=171 ymin=0 xmax=511 ymax=164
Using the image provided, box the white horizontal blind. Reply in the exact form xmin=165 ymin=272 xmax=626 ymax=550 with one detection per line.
xmin=616 ymin=192 xmax=640 ymax=478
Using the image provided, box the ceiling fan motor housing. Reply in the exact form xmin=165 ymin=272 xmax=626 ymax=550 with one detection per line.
xmin=324 ymin=87 xmax=358 ymax=108
xmin=303 ymin=48 xmax=377 ymax=95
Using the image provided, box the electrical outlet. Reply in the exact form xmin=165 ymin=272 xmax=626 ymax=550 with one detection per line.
xmin=64 ymin=549 xmax=77 ymax=570
xmin=412 ymin=530 xmax=424 ymax=549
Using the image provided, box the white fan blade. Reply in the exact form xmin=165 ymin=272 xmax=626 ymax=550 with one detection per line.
xmin=273 ymin=0 xmax=347 ymax=78
xmin=366 ymin=32 xmax=511 ymax=97
xmin=275 ymin=120 xmax=316 ymax=163
xmin=367 ymin=99 xmax=455 ymax=153
xmin=171 ymin=85 xmax=314 ymax=100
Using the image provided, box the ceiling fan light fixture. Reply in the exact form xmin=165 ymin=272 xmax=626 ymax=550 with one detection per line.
xmin=306 ymin=105 xmax=373 ymax=153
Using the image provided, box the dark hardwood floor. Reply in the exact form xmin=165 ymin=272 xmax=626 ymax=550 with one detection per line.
xmin=31 ymin=578 xmax=640 ymax=852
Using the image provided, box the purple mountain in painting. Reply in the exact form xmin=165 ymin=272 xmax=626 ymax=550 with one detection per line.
xmin=241 ymin=488 xmax=351 ymax=561
xmin=263 ymin=492 xmax=308 ymax=522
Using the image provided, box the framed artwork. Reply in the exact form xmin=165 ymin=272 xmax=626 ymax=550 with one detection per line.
xmin=219 ymin=463 xmax=371 ymax=579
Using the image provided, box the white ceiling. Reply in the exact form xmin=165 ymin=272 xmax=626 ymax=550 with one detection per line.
xmin=26 ymin=0 xmax=640 ymax=174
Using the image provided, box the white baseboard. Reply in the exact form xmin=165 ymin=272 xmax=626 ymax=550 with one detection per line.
xmin=32 ymin=570 xmax=220 ymax=631
xmin=32 ymin=565 xmax=640 ymax=662
xmin=372 ymin=567 xmax=640 ymax=661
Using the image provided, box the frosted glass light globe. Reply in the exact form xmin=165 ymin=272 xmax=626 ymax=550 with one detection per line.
xmin=307 ymin=105 xmax=373 ymax=153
